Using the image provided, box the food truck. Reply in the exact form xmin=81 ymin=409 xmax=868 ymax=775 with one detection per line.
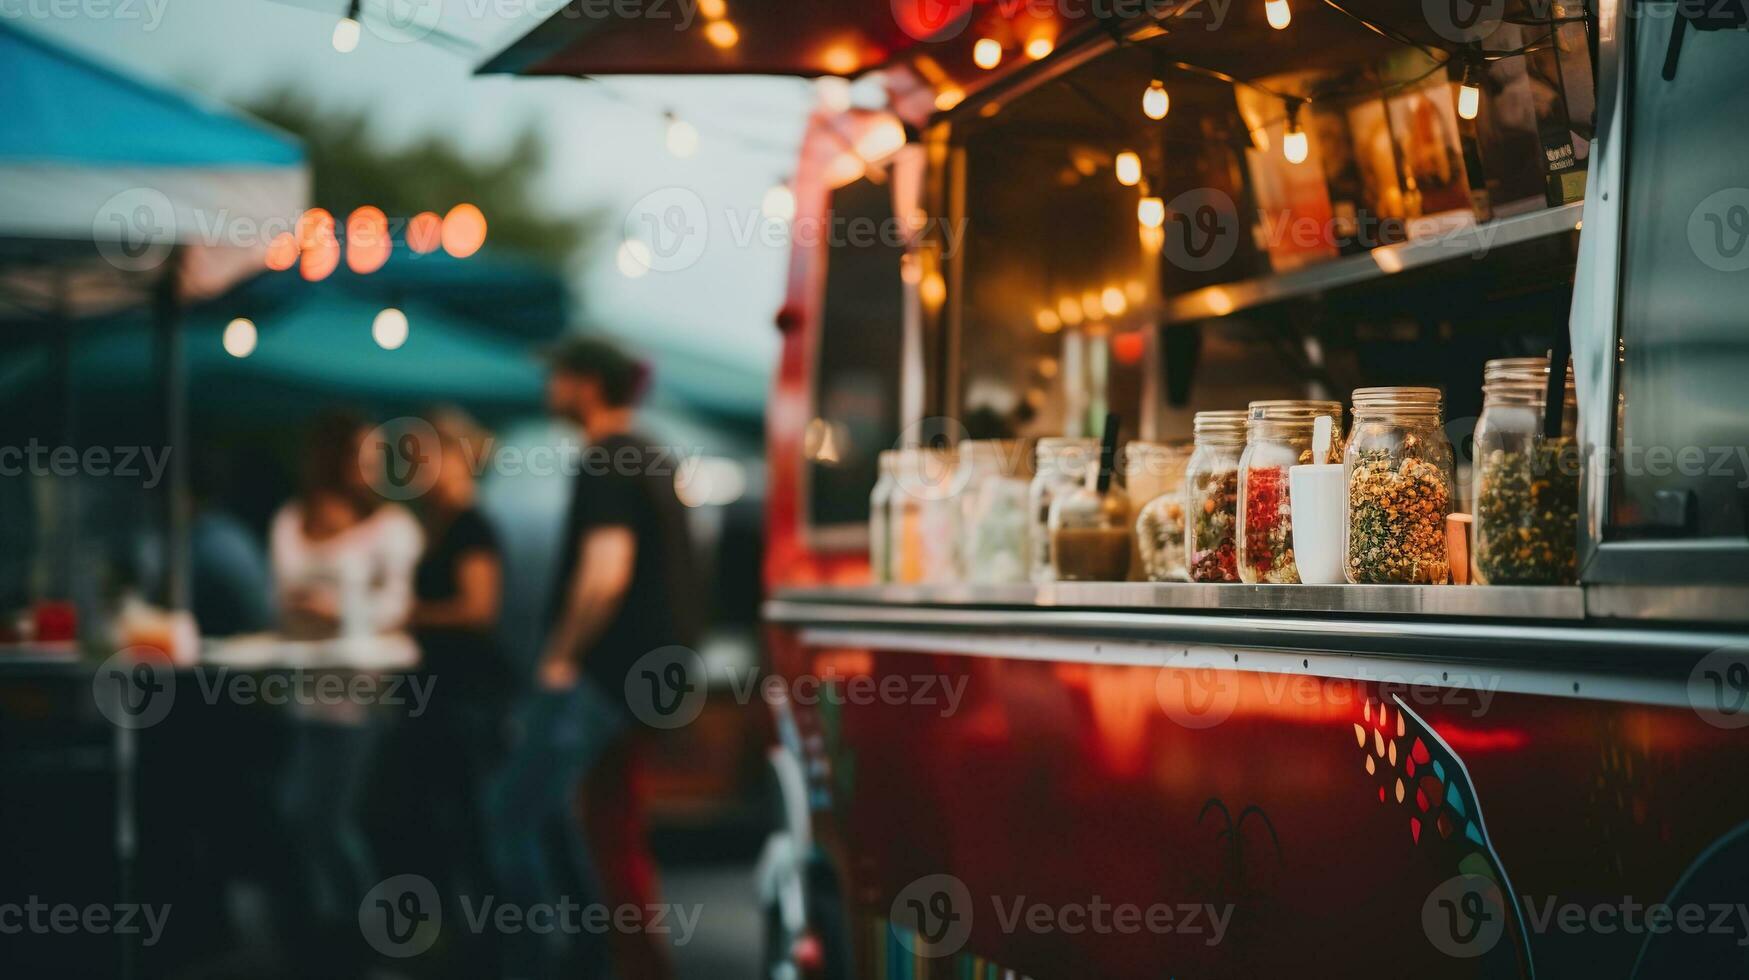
xmin=498 ymin=0 xmax=1749 ymax=975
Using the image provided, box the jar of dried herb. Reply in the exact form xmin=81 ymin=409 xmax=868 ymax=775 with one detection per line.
xmin=1130 ymin=442 xmax=1194 ymax=582
xmin=1343 ymin=387 xmax=1455 ymax=585
xmin=1472 ymin=357 xmax=1579 ymax=585
xmin=1237 ymin=400 xmax=1345 ymax=584
xmin=1185 ymin=411 xmax=1248 ymax=582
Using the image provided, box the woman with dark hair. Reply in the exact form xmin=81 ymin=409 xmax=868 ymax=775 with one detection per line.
xmin=268 ymin=411 xmax=422 ymax=974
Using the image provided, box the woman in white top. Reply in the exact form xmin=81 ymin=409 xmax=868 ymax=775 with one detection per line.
xmin=268 ymin=411 xmax=422 ymax=973
xmin=270 ymin=413 xmax=423 ymax=640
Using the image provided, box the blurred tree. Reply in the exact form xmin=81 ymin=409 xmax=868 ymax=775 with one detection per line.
xmin=247 ymin=89 xmax=593 ymax=269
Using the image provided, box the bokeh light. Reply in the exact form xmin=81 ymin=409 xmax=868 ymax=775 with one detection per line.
xmin=372 ymin=308 xmax=409 ymax=350
xmin=441 ymin=203 xmax=487 ymax=259
xmin=346 ymin=206 xmax=391 ymax=273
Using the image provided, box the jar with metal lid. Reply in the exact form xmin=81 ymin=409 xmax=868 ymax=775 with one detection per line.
xmin=1028 ymin=438 xmax=1096 ymax=583
xmin=1236 ymin=401 xmax=1344 ymax=584
xmin=1129 ymin=442 xmax=1193 ymax=582
xmin=1343 ymin=387 xmax=1455 ymax=584
xmin=1185 ymin=411 xmax=1248 ymax=582
xmin=869 ymin=450 xmax=898 ymax=583
xmin=1472 ymin=357 xmax=1579 ymax=585
xmin=959 ymin=439 xmax=1032 ymax=584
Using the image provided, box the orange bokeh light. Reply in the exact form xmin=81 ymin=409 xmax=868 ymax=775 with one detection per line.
xmin=296 ymin=208 xmax=339 ymax=282
xmin=346 ymin=206 xmax=392 ymax=274
xmin=441 ymin=204 xmax=487 ymax=259
xmin=264 ymin=232 xmax=298 ymax=271
xmin=1111 ymin=330 xmax=1146 ymax=365
xmin=407 ymin=211 xmax=443 ymax=255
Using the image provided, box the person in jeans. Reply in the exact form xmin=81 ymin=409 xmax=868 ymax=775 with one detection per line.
xmin=493 ymin=336 xmax=698 ymax=980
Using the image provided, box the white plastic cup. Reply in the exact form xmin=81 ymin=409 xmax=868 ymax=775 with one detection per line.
xmin=1289 ymin=463 xmax=1346 ymax=584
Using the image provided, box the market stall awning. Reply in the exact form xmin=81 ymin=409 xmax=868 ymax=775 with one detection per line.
xmin=0 ymin=22 xmax=308 ymax=316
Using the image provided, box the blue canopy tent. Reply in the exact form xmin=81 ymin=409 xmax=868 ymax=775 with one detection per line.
xmin=0 ymin=21 xmax=308 ymax=612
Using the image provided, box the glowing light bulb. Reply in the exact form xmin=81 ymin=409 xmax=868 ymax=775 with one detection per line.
xmin=1282 ymin=127 xmax=1308 ymax=164
xmin=1025 ymin=36 xmax=1054 ymax=59
xmin=1265 ymin=0 xmax=1291 ymax=29
xmin=1143 ymin=79 xmax=1170 ymax=120
xmin=1036 ymin=309 xmax=1062 ymax=333
xmin=372 ymin=308 xmax=409 ymax=350
xmin=223 ymin=318 xmax=257 ymax=358
xmin=704 ymin=19 xmax=739 ymax=49
xmin=1457 ymin=82 xmax=1480 ymax=120
xmin=762 ymin=183 xmax=796 ymax=222
xmin=1138 ymin=196 xmax=1165 ymax=229
xmin=1058 ymin=296 xmax=1084 ymax=326
xmin=1115 ymin=151 xmax=1142 ymax=187
xmin=973 ymin=37 xmax=1001 ymax=70
xmin=332 ymin=16 xmax=360 ymax=52
xmin=665 ymin=117 xmax=699 ymax=158
xmin=1101 ymin=286 xmax=1127 ymax=316
xmin=935 ymin=86 xmax=965 ymax=111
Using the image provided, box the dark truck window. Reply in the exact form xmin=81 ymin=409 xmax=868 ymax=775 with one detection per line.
xmin=1611 ymin=11 xmax=1749 ymax=540
xmin=805 ymin=176 xmax=904 ymax=536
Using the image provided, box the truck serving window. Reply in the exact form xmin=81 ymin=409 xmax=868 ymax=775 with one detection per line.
xmin=805 ymin=176 xmax=904 ymax=538
xmin=1612 ymin=16 xmax=1749 ymax=541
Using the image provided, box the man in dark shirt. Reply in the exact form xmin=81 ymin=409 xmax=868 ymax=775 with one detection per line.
xmin=497 ymin=335 xmax=695 ymax=980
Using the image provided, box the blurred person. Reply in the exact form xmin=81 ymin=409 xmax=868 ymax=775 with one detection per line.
xmin=493 ymin=337 xmax=698 ymax=980
xmin=268 ymin=410 xmax=422 ymax=975
xmin=188 ymin=453 xmax=274 ymax=637
xmin=371 ymin=408 xmax=509 ymax=978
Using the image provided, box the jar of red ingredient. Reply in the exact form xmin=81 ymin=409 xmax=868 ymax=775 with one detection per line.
xmin=1237 ymin=401 xmax=1344 ymax=584
xmin=1185 ymin=411 xmax=1247 ymax=582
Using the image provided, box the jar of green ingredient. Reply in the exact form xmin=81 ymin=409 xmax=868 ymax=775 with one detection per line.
xmin=1472 ymin=357 xmax=1579 ymax=585
xmin=1343 ymin=387 xmax=1454 ymax=585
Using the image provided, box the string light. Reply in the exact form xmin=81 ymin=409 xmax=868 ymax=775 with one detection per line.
xmin=762 ymin=182 xmax=796 ymax=221
xmin=1036 ymin=309 xmax=1062 ymax=333
xmin=1142 ymin=79 xmax=1170 ymax=120
xmin=935 ymin=86 xmax=966 ymax=111
xmin=1101 ymin=286 xmax=1127 ymax=316
xmin=1282 ymin=99 xmax=1309 ymax=164
xmin=1137 ymin=196 xmax=1166 ymax=228
xmin=973 ymin=37 xmax=1002 ymax=70
xmin=705 ymin=20 xmax=739 ymax=49
xmin=223 ymin=318 xmax=257 ymax=358
xmin=332 ymin=15 xmax=361 ymax=52
xmin=372 ymin=308 xmax=409 ymax=350
xmin=1025 ymin=36 xmax=1054 ymax=60
xmin=1456 ymin=55 xmax=1481 ymax=120
xmin=1115 ymin=151 xmax=1142 ymax=186
xmin=1265 ymin=0 xmax=1291 ymax=29
xmin=1057 ymin=296 xmax=1084 ymax=327
xmin=665 ymin=114 xmax=699 ymax=157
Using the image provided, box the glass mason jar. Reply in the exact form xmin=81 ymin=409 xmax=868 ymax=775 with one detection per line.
xmin=916 ymin=448 xmax=961 ymax=584
xmin=1236 ymin=401 xmax=1344 ymax=584
xmin=1343 ymin=387 xmax=1456 ymax=584
xmin=1129 ymin=442 xmax=1193 ymax=582
xmin=869 ymin=450 xmax=898 ymax=584
xmin=1185 ymin=411 xmax=1248 ymax=582
xmin=1472 ymin=357 xmax=1580 ymax=585
xmin=959 ymin=439 xmax=1032 ymax=584
xmin=1049 ymin=478 xmax=1132 ymax=582
xmin=1028 ymin=438 xmax=1096 ymax=583
xmin=889 ymin=449 xmax=926 ymax=584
